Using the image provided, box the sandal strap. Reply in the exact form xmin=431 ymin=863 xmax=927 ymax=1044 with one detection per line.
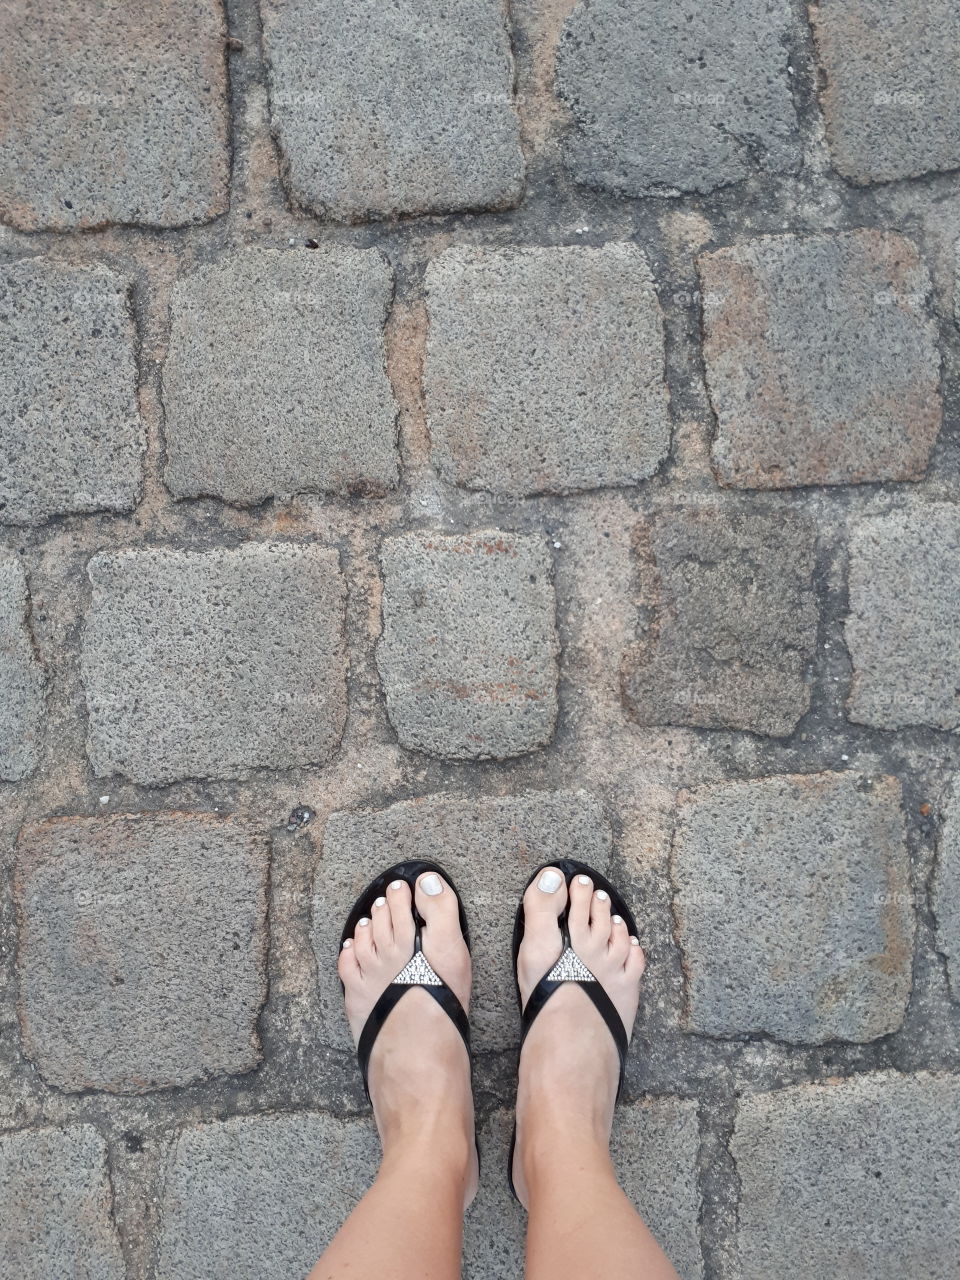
xmin=519 ymin=947 xmax=629 ymax=1099
xmin=356 ymin=948 xmax=471 ymax=1100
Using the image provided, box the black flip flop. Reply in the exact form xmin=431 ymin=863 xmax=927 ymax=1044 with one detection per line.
xmin=508 ymin=858 xmax=639 ymax=1201
xmin=339 ymin=859 xmax=472 ymax=1103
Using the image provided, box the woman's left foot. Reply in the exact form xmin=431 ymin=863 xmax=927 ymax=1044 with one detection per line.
xmin=338 ymin=871 xmax=479 ymax=1207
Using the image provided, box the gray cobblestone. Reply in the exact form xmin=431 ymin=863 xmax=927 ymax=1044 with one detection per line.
xmin=0 ymin=0 xmax=228 ymax=230
xmin=0 ymin=554 xmax=44 ymax=781
xmin=163 ymin=248 xmax=399 ymax=504
xmin=82 ymin=543 xmax=347 ymax=783
xmin=811 ymin=0 xmax=960 ymax=185
xmin=934 ymin=785 xmax=960 ymax=1000
xmin=156 ymin=1111 xmax=379 ymax=1280
xmin=316 ymin=790 xmax=612 ymax=1053
xmin=731 ymin=1072 xmax=960 ymax=1279
xmin=556 ymin=0 xmax=800 ymax=196
xmin=0 ymin=1124 xmax=125 ymax=1278
xmin=699 ymin=231 xmax=941 ymax=489
xmin=846 ymin=505 xmax=960 ymax=731
xmin=425 ymin=244 xmax=670 ymax=496
xmin=671 ymin=772 xmax=913 ymax=1043
xmin=261 ymin=0 xmax=524 ymax=222
xmin=0 ymin=257 xmax=144 ymax=525
xmin=377 ymin=531 xmax=558 ymax=759
xmin=15 ymin=812 xmax=269 ymax=1092
xmin=621 ymin=508 xmax=819 ymax=736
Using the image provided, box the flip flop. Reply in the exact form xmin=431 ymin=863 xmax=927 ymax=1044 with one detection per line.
xmin=508 ymin=858 xmax=639 ymax=1201
xmin=339 ymin=859 xmax=472 ymax=1104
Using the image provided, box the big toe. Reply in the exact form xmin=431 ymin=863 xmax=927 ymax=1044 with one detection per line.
xmin=415 ymin=871 xmax=471 ymax=1008
xmin=517 ymin=866 xmax=568 ymax=1005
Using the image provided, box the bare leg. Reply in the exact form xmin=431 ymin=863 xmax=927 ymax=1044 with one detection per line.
xmin=309 ymin=872 xmax=477 ymax=1280
xmin=514 ymin=869 xmax=681 ymax=1280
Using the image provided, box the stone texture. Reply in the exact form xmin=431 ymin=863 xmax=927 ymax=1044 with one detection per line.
xmin=424 ymin=243 xmax=671 ymax=496
xmin=556 ymin=0 xmax=799 ymax=197
xmin=377 ymin=532 xmax=558 ymax=759
xmin=811 ymin=0 xmax=960 ymax=185
xmin=315 ymin=791 xmax=612 ymax=1053
xmin=671 ymin=772 xmax=913 ymax=1043
xmin=464 ymin=1102 xmax=702 ymax=1280
xmin=846 ymin=506 xmax=960 ymax=731
xmin=81 ymin=543 xmax=347 ymax=783
xmin=0 ymin=555 xmax=44 ymax=781
xmin=163 ymin=248 xmax=399 ymax=504
xmin=261 ymin=0 xmax=524 ymax=222
xmin=732 ymin=1072 xmax=960 ymax=1279
xmin=15 ymin=812 xmax=268 ymax=1092
xmin=0 ymin=0 xmax=229 ymax=230
xmin=699 ymin=230 xmax=941 ymax=488
xmin=156 ymin=1111 xmax=379 ymax=1279
xmin=0 ymin=1124 xmax=125 ymax=1278
xmin=933 ymin=785 xmax=960 ymax=1000
xmin=621 ymin=508 xmax=818 ymax=737
xmin=0 ymin=257 xmax=145 ymax=524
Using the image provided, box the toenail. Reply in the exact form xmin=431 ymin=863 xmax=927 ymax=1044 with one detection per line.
xmin=630 ymin=936 xmax=640 ymax=946
xmin=612 ymin=914 xmax=623 ymax=925
xmin=389 ymin=880 xmax=404 ymax=891
xmin=421 ymin=874 xmax=443 ymax=896
xmin=578 ymin=875 xmax=590 ymax=886
xmin=358 ymin=918 xmax=370 ymax=927
xmin=538 ymin=869 xmax=563 ymax=893
xmin=342 ymin=939 xmax=352 ymax=948
xmin=596 ymin=889 xmax=609 ymax=901
xmin=373 ymin=896 xmax=386 ymax=908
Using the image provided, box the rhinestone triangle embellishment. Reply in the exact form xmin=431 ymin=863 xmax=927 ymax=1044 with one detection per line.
xmin=391 ymin=950 xmax=444 ymax=986
xmin=545 ymin=946 xmax=596 ymax=983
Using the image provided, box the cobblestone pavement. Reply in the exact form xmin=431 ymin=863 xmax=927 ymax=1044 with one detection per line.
xmin=2 ymin=1 xmax=960 ymax=1277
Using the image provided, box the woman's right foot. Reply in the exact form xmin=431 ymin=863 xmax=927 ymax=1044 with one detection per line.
xmin=512 ymin=867 xmax=646 ymax=1208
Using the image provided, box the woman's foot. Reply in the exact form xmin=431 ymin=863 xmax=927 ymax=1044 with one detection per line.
xmin=512 ymin=867 xmax=646 ymax=1208
xmin=338 ymin=871 xmax=479 ymax=1207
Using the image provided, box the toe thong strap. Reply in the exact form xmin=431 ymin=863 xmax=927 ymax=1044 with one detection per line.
xmin=356 ymin=948 xmax=471 ymax=1101
xmin=519 ymin=947 xmax=629 ymax=1099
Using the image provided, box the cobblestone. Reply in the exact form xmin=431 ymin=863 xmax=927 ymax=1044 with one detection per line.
xmin=15 ymin=812 xmax=268 ymax=1092
xmin=315 ymin=790 xmax=611 ymax=1053
xmin=0 ymin=0 xmax=228 ymax=230
xmin=0 ymin=257 xmax=144 ymax=525
xmin=846 ymin=505 xmax=960 ymax=730
xmin=163 ymin=248 xmax=398 ymax=504
xmin=261 ymin=0 xmax=524 ymax=222
xmin=0 ymin=554 xmax=44 ymax=781
xmin=934 ymin=785 xmax=960 ymax=1000
xmin=425 ymin=244 xmax=670 ymax=496
xmin=731 ymin=1072 xmax=960 ymax=1279
xmin=811 ymin=0 xmax=960 ymax=185
xmin=0 ymin=1124 xmax=125 ymax=1278
xmin=700 ymin=231 xmax=941 ymax=489
xmin=556 ymin=0 xmax=799 ymax=196
xmin=82 ymin=543 xmax=347 ymax=783
xmin=621 ymin=508 xmax=819 ymax=736
xmin=671 ymin=772 xmax=913 ymax=1043
xmin=156 ymin=1111 xmax=380 ymax=1280
xmin=377 ymin=532 xmax=558 ymax=759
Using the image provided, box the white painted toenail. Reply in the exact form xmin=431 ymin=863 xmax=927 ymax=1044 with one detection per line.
xmin=538 ymin=869 xmax=563 ymax=893
xmin=596 ymin=890 xmax=609 ymax=901
xmin=612 ymin=914 xmax=623 ymax=925
xmin=373 ymin=896 xmax=386 ymax=908
xmin=421 ymin=874 xmax=443 ymax=896
xmin=578 ymin=875 xmax=590 ymax=886
xmin=389 ymin=880 xmax=404 ymax=891
xmin=630 ymin=936 xmax=640 ymax=946
xmin=358 ymin=918 xmax=370 ymax=927
xmin=342 ymin=939 xmax=352 ymax=948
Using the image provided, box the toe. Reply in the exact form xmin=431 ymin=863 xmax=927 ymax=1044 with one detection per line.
xmin=627 ymin=935 xmax=647 ymax=978
xmin=386 ymin=878 xmax=415 ymax=955
xmin=338 ymin=937 xmax=362 ymax=984
xmin=608 ymin=913 xmax=631 ymax=966
xmin=522 ymin=865 xmax=568 ymax=926
xmin=415 ymin=871 xmax=460 ymax=940
xmin=568 ymin=872 xmax=593 ymax=945
xmin=353 ymin=916 xmax=375 ymax=968
xmin=371 ymin=895 xmax=393 ymax=949
xmin=589 ymin=887 xmax=612 ymax=941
